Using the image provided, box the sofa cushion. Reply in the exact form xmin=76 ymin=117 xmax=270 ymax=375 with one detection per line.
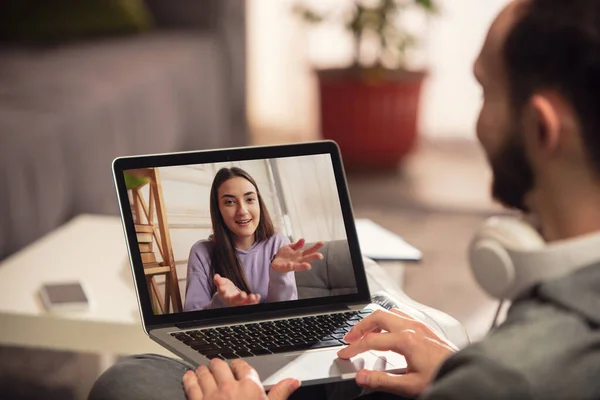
xmin=0 ymin=32 xmax=227 ymax=259
xmin=295 ymin=240 xmax=358 ymax=299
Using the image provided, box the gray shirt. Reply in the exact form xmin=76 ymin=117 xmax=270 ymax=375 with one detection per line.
xmin=422 ymin=262 xmax=600 ymax=399
xmin=183 ymin=232 xmax=298 ymax=311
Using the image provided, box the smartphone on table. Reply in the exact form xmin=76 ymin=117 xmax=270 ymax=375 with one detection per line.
xmin=39 ymin=281 xmax=90 ymax=312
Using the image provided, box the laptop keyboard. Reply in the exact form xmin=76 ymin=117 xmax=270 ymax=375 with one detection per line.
xmin=171 ymin=310 xmax=372 ymax=360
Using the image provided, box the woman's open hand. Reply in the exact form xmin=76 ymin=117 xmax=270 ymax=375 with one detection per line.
xmin=271 ymin=239 xmax=324 ymax=273
xmin=213 ymin=274 xmax=261 ymax=307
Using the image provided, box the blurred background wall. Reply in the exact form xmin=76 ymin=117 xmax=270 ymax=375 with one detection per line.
xmin=247 ymin=0 xmax=510 ymax=141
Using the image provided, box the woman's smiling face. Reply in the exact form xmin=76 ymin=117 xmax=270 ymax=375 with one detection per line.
xmin=217 ymin=177 xmax=261 ymax=245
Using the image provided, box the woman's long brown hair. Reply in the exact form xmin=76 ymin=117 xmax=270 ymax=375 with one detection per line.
xmin=209 ymin=167 xmax=275 ymax=295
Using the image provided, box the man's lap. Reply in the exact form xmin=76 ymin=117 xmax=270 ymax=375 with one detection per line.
xmin=87 ymin=354 xmax=405 ymax=400
xmin=88 ymin=354 xmax=193 ymax=400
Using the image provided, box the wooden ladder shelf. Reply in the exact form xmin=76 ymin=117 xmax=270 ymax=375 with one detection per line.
xmin=127 ymin=168 xmax=183 ymax=314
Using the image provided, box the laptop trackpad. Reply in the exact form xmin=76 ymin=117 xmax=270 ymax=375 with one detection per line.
xmin=258 ymin=348 xmax=407 ymax=388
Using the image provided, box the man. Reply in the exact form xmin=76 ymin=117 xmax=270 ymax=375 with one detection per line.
xmin=89 ymin=0 xmax=600 ymax=398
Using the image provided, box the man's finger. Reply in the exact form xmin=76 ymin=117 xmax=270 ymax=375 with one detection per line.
xmin=355 ymin=370 xmax=423 ymax=398
xmin=389 ymin=309 xmax=429 ymax=329
xmin=344 ymin=310 xmax=399 ymax=342
xmin=195 ymin=365 xmax=217 ymax=395
xmin=388 ymin=309 xmax=439 ymax=338
xmin=268 ymin=378 xmax=301 ymax=400
xmin=230 ymin=359 xmax=259 ymax=381
xmin=183 ymin=370 xmax=203 ymax=400
xmin=344 ymin=309 xmax=425 ymax=342
xmin=208 ymin=358 xmax=235 ymax=386
xmin=389 ymin=309 xmax=415 ymax=320
xmin=337 ymin=331 xmax=417 ymax=359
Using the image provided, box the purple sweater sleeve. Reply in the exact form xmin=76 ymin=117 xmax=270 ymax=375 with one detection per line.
xmin=184 ymin=233 xmax=299 ymax=311
xmin=183 ymin=241 xmax=226 ymax=311
xmin=267 ymin=233 xmax=298 ymax=302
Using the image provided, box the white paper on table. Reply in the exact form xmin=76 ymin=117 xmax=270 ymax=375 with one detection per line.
xmin=355 ymin=218 xmax=422 ymax=261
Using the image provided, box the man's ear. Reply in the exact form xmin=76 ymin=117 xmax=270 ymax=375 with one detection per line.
xmin=528 ymin=94 xmax=561 ymax=154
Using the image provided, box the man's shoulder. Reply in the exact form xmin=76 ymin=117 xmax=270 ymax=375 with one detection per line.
xmin=483 ymin=298 xmax=599 ymax=356
xmin=455 ymin=298 xmax=600 ymax=397
xmin=426 ymin=346 xmax=535 ymax=399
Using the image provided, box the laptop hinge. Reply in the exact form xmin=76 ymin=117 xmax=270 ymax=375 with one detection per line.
xmin=173 ymin=303 xmax=352 ymax=330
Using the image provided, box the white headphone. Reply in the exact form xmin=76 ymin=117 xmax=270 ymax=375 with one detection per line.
xmin=469 ymin=216 xmax=600 ymax=300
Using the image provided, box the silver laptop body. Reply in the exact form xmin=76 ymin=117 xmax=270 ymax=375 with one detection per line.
xmin=113 ymin=141 xmax=407 ymax=388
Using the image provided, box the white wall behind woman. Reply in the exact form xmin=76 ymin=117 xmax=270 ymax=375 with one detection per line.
xmin=274 ymin=155 xmax=346 ymax=243
xmin=247 ymin=0 xmax=510 ymax=140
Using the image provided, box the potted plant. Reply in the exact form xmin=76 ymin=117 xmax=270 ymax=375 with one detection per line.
xmin=295 ymin=0 xmax=438 ymax=170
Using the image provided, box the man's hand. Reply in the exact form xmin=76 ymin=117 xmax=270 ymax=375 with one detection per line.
xmin=337 ymin=309 xmax=457 ymax=398
xmin=271 ymin=238 xmax=324 ymax=273
xmin=214 ymin=274 xmax=261 ymax=307
xmin=183 ymin=359 xmax=301 ymax=400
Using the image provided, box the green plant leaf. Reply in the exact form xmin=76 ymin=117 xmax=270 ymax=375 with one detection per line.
xmin=414 ymin=0 xmax=439 ymax=13
xmin=123 ymin=172 xmax=150 ymax=190
xmin=294 ymin=0 xmax=439 ymax=68
xmin=291 ymin=4 xmax=324 ymax=24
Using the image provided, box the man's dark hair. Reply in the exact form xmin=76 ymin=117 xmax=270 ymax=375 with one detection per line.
xmin=504 ymin=0 xmax=600 ymax=174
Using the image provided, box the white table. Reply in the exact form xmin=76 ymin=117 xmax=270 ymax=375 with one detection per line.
xmin=0 ymin=215 xmax=170 ymax=358
xmin=0 ymin=214 xmax=469 ymax=359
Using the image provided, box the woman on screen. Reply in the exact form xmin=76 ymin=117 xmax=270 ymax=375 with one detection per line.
xmin=183 ymin=167 xmax=323 ymax=311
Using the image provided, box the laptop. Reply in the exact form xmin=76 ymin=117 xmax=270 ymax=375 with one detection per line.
xmin=112 ymin=140 xmax=407 ymax=387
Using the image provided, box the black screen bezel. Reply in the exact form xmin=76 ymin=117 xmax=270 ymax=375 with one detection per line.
xmin=113 ymin=140 xmax=370 ymax=328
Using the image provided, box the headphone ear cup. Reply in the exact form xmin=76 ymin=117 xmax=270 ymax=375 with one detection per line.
xmin=470 ymin=238 xmax=515 ymax=299
xmin=469 ymin=217 xmax=545 ymax=299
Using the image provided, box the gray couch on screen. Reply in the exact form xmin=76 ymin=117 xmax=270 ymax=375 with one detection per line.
xmin=295 ymin=240 xmax=359 ymax=299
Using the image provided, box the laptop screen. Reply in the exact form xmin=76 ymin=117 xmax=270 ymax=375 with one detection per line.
xmin=115 ymin=142 xmax=369 ymax=325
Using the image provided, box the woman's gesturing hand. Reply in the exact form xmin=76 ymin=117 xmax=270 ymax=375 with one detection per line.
xmin=271 ymin=238 xmax=324 ymax=273
xmin=214 ymin=274 xmax=260 ymax=307
xmin=337 ymin=309 xmax=457 ymax=398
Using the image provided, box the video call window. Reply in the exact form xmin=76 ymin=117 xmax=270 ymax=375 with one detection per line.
xmin=123 ymin=155 xmax=358 ymax=315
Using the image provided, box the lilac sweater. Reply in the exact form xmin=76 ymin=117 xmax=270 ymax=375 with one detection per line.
xmin=183 ymin=232 xmax=298 ymax=311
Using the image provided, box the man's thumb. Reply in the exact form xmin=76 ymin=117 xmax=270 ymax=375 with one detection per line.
xmin=357 ymin=370 xmax=421 ymax=397
xmin=267 ymin=378 xmax=301 ymax=400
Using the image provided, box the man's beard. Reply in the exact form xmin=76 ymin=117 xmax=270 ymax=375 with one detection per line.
xmin=489 ymin=128 xmax=535 ymax=212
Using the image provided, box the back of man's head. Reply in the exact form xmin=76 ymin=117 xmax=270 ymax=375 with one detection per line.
xmin=504 ymin=0 xmax=600 ymax=176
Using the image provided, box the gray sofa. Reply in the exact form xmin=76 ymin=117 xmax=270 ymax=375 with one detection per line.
xmin=295 ymin=240 xmax=358 ymax=299
xmin=0 ymin=0 xmax=247 ymax=260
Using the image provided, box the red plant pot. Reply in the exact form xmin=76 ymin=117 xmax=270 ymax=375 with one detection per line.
xmin=317 ymin=68 xmax=426 ymax=170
